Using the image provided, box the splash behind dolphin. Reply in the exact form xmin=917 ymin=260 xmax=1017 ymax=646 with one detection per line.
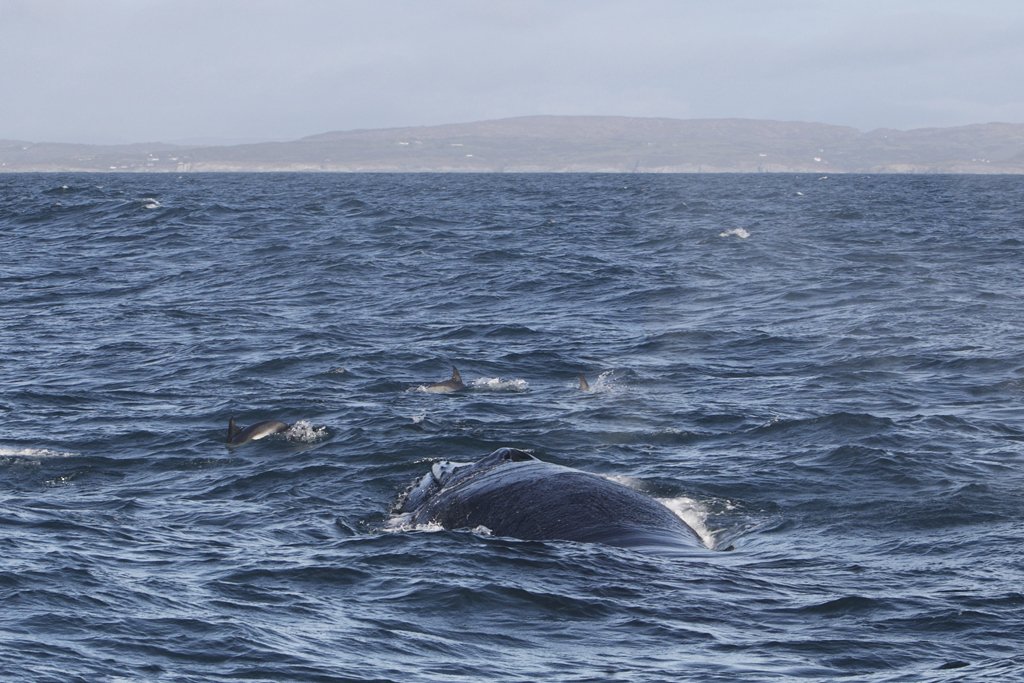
xmin=394 ymin=448 xmax=704 ymax=552
xmin=226 ymin=417 xmax=290 ymax=446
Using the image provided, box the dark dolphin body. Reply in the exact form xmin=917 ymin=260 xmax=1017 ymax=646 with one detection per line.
xmin=396 ymin=448 xmax=703 ymax=551
xmin=421 ymin=366 xmax=466 ymax=394
xmin=226 ymin=417 xmax=290 ymax=446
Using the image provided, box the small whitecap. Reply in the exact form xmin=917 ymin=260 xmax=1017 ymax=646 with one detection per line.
xmin=469 ymin=377 xmax=529 ymax=392
xmin=719 ymin=227 xmax=750 ymax=239
xmin=140 ymin=197 xmax=162 ymax=209
xmin=284 ymin=420 xmax=329 ymax=443
xmin=45 ymin=473 xmax=76 ymax=487
xmin=382 ymin=515 xmax=445 ymax=534
xmin=582 ymin=370 xmax=624 ymax=394
xmin=0 ymin=446 xmax=76 ymax=459
xmin=410 ymin=413 xmax=427 ymax=424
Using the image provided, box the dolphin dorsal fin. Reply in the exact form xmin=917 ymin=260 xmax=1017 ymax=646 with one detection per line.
xmin=579 ymin=374 xmax=590 ymax=391
xmin=451 ymin=367 xmax=462 ymax=382
xmin=227 ymin=417 xmax=240 ymax=442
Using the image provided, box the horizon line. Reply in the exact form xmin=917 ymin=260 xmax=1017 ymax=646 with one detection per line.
xmin=5 ymin=114 xmax=1024 ymax=149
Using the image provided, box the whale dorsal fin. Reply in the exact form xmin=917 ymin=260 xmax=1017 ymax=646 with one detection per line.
xmin=578 ymin=374 xmax=590 ymax=391
xmin=227 ymin=417 xmax=241 ymax=443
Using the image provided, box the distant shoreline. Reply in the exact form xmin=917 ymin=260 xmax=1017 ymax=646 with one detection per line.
xmin=4 ymin=115 xmax=1023 ymax=174
xmin=5 ymin=167 xmax=1023 ymax=175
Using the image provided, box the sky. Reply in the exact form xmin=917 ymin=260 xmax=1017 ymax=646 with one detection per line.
xmin=2 ymin=0 xmax=1023 ymax=144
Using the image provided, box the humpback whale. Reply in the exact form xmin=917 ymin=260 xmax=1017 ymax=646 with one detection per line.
xmin=395 ymin=448 xmax=703 ymax=551
xmin=421 ymin=367 xmax=466 ymax=394
xmin=226 ymin=417 xmax=290 ymax=446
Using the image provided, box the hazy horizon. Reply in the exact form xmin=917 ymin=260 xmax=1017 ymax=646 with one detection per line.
xmin=7 ymin=114 xmax=1024 ymax=150
xmin=3 ymin=1 xmax=1023 ymax=145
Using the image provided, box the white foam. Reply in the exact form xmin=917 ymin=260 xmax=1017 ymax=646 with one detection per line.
xmin=382 ymin=512 xmax=414 ymax=531
xmin=0 ymin=447 xmax=76 ymax=459
xmin=45 ymin=473 xmax=75 ymax=487
xmin=580 ymin=370 xmax=623 ymax=394
xmin=382 ymin=514 xmax=445 ymax=534
xmin=719 ymin=227 xmax=750 ymax=239
xmin=469 ymin=377 xmax=529 ymax=392
xmin=382 ymin=515 xmax=493 ymax=539
xmin=659 ymin=496 xmax=717 ymax=549
xmin=140 ymin=197 xmax=162 ymax=209
xmin=284 ymin=420 xmax=329 ymax=443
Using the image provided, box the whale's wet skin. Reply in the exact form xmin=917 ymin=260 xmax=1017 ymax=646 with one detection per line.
xmin=394 ymin=448 xmax=704 ymax=551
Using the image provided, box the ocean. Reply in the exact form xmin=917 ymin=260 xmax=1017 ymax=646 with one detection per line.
xmin=1 ymin=172 xmax=1022 ymax=681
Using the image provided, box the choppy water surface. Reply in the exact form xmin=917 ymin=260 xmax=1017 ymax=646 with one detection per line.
xmin=1 ymin=173 xmax=1022 ymax=681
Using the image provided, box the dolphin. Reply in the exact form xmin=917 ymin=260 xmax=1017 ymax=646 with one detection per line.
xmin=394 ymin=448 xmax=703 ymax=552
xmin=226 ymin=417 xmax=290 ymax=446
xmin=578 ymin=374 xmax=591 ymax=391
xmin=421 ymin=366 xmax=466 ymax=394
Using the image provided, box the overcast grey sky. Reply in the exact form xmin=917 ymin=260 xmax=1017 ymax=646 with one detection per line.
xmin=2 ymin=0 xmax=1022 ymax=144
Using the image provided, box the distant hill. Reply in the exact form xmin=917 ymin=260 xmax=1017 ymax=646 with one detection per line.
xmin=3 ymin=116 xmax=1024 ymax=173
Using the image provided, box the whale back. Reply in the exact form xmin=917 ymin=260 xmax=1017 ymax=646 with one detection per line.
xmin=401 ymin=448 xmax=702 ymax=550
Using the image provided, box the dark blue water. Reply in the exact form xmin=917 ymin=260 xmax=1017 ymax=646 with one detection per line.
xmin=2 ymin=173 xmax=1022 ymax=681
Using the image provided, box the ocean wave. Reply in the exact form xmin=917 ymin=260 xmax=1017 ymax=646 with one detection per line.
xmin=2 ymin=172 xmax=1021 ymax=681
xmin=0 ymin=446 xmax=77 ymax=459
